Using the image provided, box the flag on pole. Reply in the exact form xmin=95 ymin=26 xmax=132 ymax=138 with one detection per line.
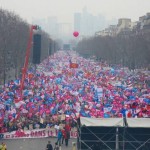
xmin=70 ymin=63 xmax=78 ymax=68
xmin=15 ymin=99 xmax=25 ymax=108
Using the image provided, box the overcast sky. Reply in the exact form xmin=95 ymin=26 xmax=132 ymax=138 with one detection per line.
xmin=1 ymin=0 xmax=150 ymax=23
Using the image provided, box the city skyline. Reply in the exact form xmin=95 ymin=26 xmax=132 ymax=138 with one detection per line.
xmin=32 ymin=8 xmax=117 ymax=42
xmin=1 ymin=0 xmax=150 ymax=24
xmin=1 ymin=0 xmax=150 ymax=42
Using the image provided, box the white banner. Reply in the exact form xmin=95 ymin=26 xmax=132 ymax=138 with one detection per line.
xmin=104 ymin=107 xmax=113 ymax=113
xmin=3 ymin=128 xmax=77 ymax=139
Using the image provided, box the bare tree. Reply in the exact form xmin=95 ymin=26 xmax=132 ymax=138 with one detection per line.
xmin=77 ymin=31 xmax=150 ymax=69
xmin=0 ymin=8 xmax=53 ymax=84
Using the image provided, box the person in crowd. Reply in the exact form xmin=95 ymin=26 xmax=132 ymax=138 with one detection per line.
xmin=1 ymin=143 xmax=7 ymax=150
xmin=54 ymin=142 xmax=59 ymax=150
xmin=0 ymin=143 xmax=2 ymax=150
xmin=61 ymin=127 xmax=65 ymax=145
xmin=72 ymin=142 xmax=76 ymax=150
xmin=64 ymin=128 xmax=70 ymax=146
xmin=65 ymin=122 xmax=71 ymax=136
xmin=56 ymin=129 xmax=62 ymax=146
xmin=46 ymin=141 xmax=53 ymax=150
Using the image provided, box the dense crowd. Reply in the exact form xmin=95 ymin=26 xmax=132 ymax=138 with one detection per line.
xmin=0 ymin=51 xmax=150 ymax=133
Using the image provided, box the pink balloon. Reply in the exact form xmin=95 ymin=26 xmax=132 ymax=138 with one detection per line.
xmin=113 ymin=101 xmax=117 ymax=104
xmin=0 ymin=117 xmax=3 ymax=121
xmin=8 ymin=115 xmax=13 ymax=120
xmin=91 ymin=108 xmax=95 ymax=112
xmin=40 ymin=111 xmax=43 ymax=115
xmin=28 ymin=113 xmax=32 ymax=118
xmin=73 ymin=31 xmax=79 ymax=37
xmin=113 ymin=108 xmax=117 ymax=111
xmin=46 ymin=110 xmax=50 ymax=114
xmin=99 ymin=112 xmax=104 ymax=117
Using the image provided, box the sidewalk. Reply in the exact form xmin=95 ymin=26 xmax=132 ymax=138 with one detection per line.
xmin=1 ymin=137 xmax=77 ymax=150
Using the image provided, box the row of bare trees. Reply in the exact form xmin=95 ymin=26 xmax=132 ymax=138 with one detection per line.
xmin=0 ymin=8 xmax=55 ymax=85
xmin=77 ymin=32 xmax=150 ymax=70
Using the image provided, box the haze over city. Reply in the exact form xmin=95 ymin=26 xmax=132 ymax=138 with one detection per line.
xmin=1 ymin=0 xmax=150 ymax=41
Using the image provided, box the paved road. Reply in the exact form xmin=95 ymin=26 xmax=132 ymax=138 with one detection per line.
xmin=0 ymin=137 xmax=77 ymax=150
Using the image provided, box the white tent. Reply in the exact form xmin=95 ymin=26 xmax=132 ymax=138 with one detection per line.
xmin=80 ymin=117 xmax=124 ymax=127
xmin=80 ymin=117 xmax=150 ymax=128
xmin=127 ymin=118 xmax=150 ymax=128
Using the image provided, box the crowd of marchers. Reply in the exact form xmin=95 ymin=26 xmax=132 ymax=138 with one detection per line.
xmin=0 ymin=51 xmax=150 ymax=134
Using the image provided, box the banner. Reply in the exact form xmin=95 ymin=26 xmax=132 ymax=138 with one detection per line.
xmin=104 ymin=107 xmax=113 ymax=113
xmin=70 ymin=63 xmax=78 ymax=68
xmin=1 ymin=128 xmax=77 ymax=139
xmin=97 ymin=87 xmax=103 ymax=100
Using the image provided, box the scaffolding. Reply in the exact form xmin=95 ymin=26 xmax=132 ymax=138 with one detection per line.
xmin=77 ymin=117 xmax=150 ymax=150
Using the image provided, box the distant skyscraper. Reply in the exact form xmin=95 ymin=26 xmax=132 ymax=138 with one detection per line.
xmin=96 ymin=14 xmax=107 ymax=31
xmin=57 ymin=23 xmax=72 ymax=42
xmin=73 ymin=7 xmax=114 ymax=37
xmin=32 ymin=16 xmax=73 ymax=43
xmin=74 ymin=13 xmax=81 ymax=32
xmin=80 ymin=7 xmax=97 ymax=36
xmin=47 ymin=16 xmax=58 ymax=38
xmin=74 ymin=7 xmax=104 ymax=37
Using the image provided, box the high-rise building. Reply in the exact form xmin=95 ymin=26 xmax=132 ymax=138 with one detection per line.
xmin=74 ymin=7 xmax=110 ymax=37
xmin=47 ymin=16 xmax=58 ymax=38
xmin=117 ymin=18 xmax=132 ymax=34
xmin=57 ymin=23 xmax=72 ymax=42
xmin=74 ymin=13 xmax=81 ymax=32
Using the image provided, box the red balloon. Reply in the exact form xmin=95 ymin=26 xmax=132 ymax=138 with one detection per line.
xmin=73 ymin=31 xmax=79 ymax=37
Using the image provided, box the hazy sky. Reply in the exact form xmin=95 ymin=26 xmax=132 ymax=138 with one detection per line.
xmin=1 ymin=0 xmax=150 ymax=23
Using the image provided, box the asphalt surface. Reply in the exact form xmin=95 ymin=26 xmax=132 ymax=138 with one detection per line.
xmin=0 ymin=137 xmax=77 ymax=150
